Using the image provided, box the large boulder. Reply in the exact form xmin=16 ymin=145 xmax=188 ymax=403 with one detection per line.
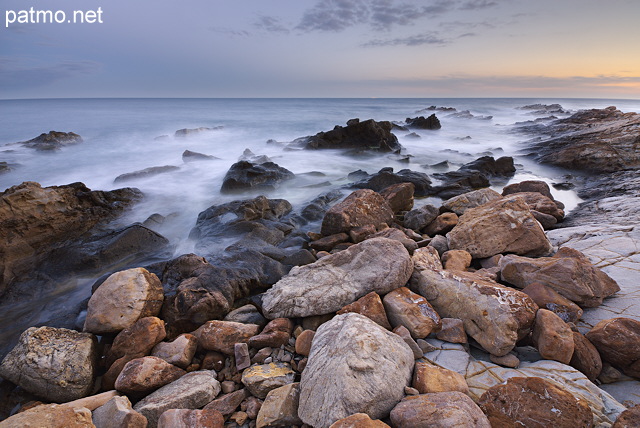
xmin=298 ymin=118 xmax=402 ymax=153
xmin=405 ymin=114 xmax=442 ymax=129
xmin=114 ymin=165 xmax=180 ymax=183
xmin=298 ymin=313 xmax=415 ymax=427
xmin=0 ymin=326 xmax=97 ymax=402
xmin=220 ymin=160 xmax=294 ymax=193
xmin=19 ymin=130 xmax=83 ymax=150
xmin=447 ymin=195 xmax=553 ymax=258
xmin=261 ymin=238 xmax=413 ymax=319
xmin=586 ymin=318 xmax=640 ymax=379
xmin=442 ymin=188 xmax=503 ymax=215
xmin=410 ymin=247 xmax=538 ymax=356
xmin=320 ymin=189 xmax=394 ymax=236
xmin=390 ymin=392 xmax=490 ymax=428
xmin=500 ymin=247 xmax=620 ymax=307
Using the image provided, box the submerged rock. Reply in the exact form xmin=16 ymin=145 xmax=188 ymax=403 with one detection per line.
xmin=114 ymin=165 xmax=180 ymax=183
xmin=296 ymin=118 xmax=402 ymax=153
xmin=405 ymin=114 xmax=442 ymax=130
xmin=19 ymin=130 xmax=83 ymax=150
xmin=182 ymin=149 xmax=219 ymax=162
xmin=220 ymin=160 xmax=294 ymax=193
xmin=174 ymin=126 xmax=222 ymax=137
xmin=352 ymin=167 xmax=433 ymax=196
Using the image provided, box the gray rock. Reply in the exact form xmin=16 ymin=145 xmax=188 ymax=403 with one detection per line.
xmin=262 ymin=238 xmax=412 ymax=319
xmin=403 ymin=204 xmax=439 ymax=231
xmin=298 ymin=313 xmax=414 ymax=428
xmin=223 ymin=304 xmax=267 ymax=328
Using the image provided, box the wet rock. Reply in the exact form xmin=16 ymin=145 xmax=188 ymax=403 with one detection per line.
xmin=174 ymin=127 xmax=222 ymax=138
xmin=203 ymin=388 xmax=249 ymax=416
xmin=431 ymin=156 xmax=515 ymax=199
xmin=298 ymin=118 xmax=402 ymax=153
xmin=93 ymin=395 xmax=147 ymax=428
xmin=531 ymin=309 xmax=575 ymax=364
xmin=412 ymin=361 xmax=469 ymax=394
xmin=403 ymin=204 xmax=439 ymax=231
xmin=133 ymin=370 xmax=221 ymax=428
xmin=224 ymin=305 xmax=268 ymax=328
xmin=0 ymin=326 xmax=97 ymax=402
xmin=352 ymin=167 xmax=433 ymax=197
xmin=221 ymin=160 xmax=294 ymax=193
xmin=294 ymin=330 xmax=315 ymax=356
xmin=115 ymin=356 xmax=185 ymax=395
xmin=192 ymin=320 xmax=260 ymax=355
xmin=182 ymin=149 xmax=219 ymax=162
xmin=447 ymin=195 xmax=553 ymax=258
xmin=478 ymin=376 xmax=594 ymax=428
xmin=502 ymin=180 xmax=555 ymax=200
xmin=320 ymin=189 xmax=394 ymax=236
xmin=521 ymin=282 xmax=583 ymax=323
xmin=256 ymin=382 xmax=302 ymax=428
xmin=379 ymin=182 xmax=415 ymax=213
xmin=411 ymin=247 xmax=538 ymax=356
xmin=84 ymin=267 xmax=164 ymax=334
xmin=329 ymin=413 xmax=390 ymax=428
xmin=1 ymin=403 xmax=94 ymax=427
xmin=157 ymin=408 xmax=224 ymax=428
xmin=241 ymin=363 xmax=296 ymax=399
xmin=500 ymin=247 xmax=620 ymax=307
xmin=151 ymin=333 xmax=198 ymax=369
xmin=336 ymin=291 xmax=392 ymax=330
xmin=424 ymin=212 xmax=458 ymax=236
xmin=405 ymin=114 xmax=442 ymax=130
xmin=570 ymin=331 xmax=603 ymax=382
xmin=114 ymin=166 xmax=180 ymax=183
xmin=19 ymin=130 xmax=83 ymax=150
xmin=458 ymin=155 xmax=516 ymax=177
xmin=238 ymin=148 xmax=272 ymax=164
xmin=298 ymin=313 xmax=414 ymax=427
xmin=261 ymin=238 xmax=413 ymax=319
xmin=248 ymin=318 xmax=293 ymax=349
xmin=442 ymin=188 xmax=503 ymax=215
xmin=586 ymin=317 xmax=640 ymax=378
xmin=436 ymin=318 xmax=467 ymax=344
xmin=441 ymin=250 xmax=472 ymax=271
xmin=390 ymin=392 xmax=490 ymax=428
xmin=383 ymin=287 xmax=441 ymax=339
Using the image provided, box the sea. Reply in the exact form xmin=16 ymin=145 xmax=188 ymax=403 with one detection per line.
xmin=1 ymin=97 xmax=639 ymax=353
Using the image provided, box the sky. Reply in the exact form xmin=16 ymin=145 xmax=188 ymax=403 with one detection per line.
xmin=1 ymin=0 xmax=640 ymax=99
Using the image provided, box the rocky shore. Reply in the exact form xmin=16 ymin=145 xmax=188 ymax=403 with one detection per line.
xmin=0 ymin=106 xmax=639 ymax=427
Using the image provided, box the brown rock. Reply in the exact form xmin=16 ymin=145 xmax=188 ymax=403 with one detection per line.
xmin=348 ymin=224 xmax=377 ymax=243
xmin=365 ymin=228 xmax=418 ymax=254
xmin=204 ymin=388 xmax=249 ymax=416
xmin=390 ymin=392 xmax=491 ymax=428
xmin=309 ymin=233 xmax=349 ymax=252
xmin=383 ymin=286 xmax=441 ymax=339
xmin=531 ymin=309 xmax=575 ymax=364
xmin=92 ymin=395 xmax=147 ymax=428
xmin=115 ymin=356 xmax=185 ymax=395
xmin=393 ymin=325 xmax=424 ymax=359
xmin=256 ymin=383 xmax=302 ymax=428
xmin=490 ymin=353 xmax=520 ymax=368
xmin=329 ymin=413 xmax=390 ymax=428
xmin=531 ymin=209 xmax=558 ymax=229
xmin=447 ymin=196 xmax=553 ymax=258
xmin=242 ymin=396 xmax=263 ymax=419
xmin=157 ymin=409 xmax=224 ymax=428
xmin=613 ymin=404 xmax=640 ymax=428
xmin=586 ymin=317 xmax=640 ymax=378
xmin=294 ymin=330 xmax=315 ymax=356
xmin=151 ymin=334 xmax=198 ymax=369
xmin=435 ymin=318 xmax=467 ymax=344
xmin=509 ymin=191 xmax=564 ymax=221
xmin=442 ymin=188 xmax=503 ymax=215
xmin=321 ymin=189 xmax=394 ymax=236
xmin=412 ymin=361 xmax=469 ymax=394
xmin=241 ymin=363 xmax=296 ymax=399
xmin=202 ymin=351 xmax=225 ymax=371
xmin=570 ymin=331 xmax=603 ymax=381
xmin=302 ymin=314 xmax=334 ymax=331
xmin=379 ymin=182 xmax=415 ymax=213
xmin=502 ymin=180 xmax=555 ymax=200
xmin=248 ymin=318 xmax=293 ymax=349
xmin=0 ymin=404 xmax=94 ymax=428
xmin=521 ymin=282 xmax=583 ymax=323
xmin=478 ymin=377 xmax=594 ymax=428
xmin=500 ymin=248 xmax=620 ymax=307
xmin=424 ymin=212 xmax=458 ymax=236
xmin=251 ymin=347 xmax=273 ymax=365
xmin=337 ymin=291 xmax=392 ymax=330
xmin=441 ymin=250 xmax=472 ymax=271
xmin=192 ymin=320 xmax=261 ymax=355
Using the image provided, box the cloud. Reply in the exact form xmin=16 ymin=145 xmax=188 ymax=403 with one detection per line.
xmin=297 ymin=0 xmax=370 ymax=32
xmin=254 ymin=15 xmax=290 ymax=34
xmin=209 ymin=27 xmax=251 ymax=37
xmin=0 ymin=59 xmax=101 ymax=91
xmin=363 ymin=31 xmax=448 ymax=47
xmin=459 ymin=0 xmax=498 ymax=10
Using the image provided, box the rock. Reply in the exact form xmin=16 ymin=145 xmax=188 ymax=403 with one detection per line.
xmin=436 ymin=318 xmax=467 ymax=343
xmin=348 ymin=224 xmax=377 ymax=243
xmin=19 ymin=131 xmax=83 ymax=150
xmin=182 ymin=149 xmax=219 ymax=162
xmin=336 ymin=291 xmax=392 ymax=330
xmin=390 ymin=392 xmax=490 ymax=428
xmin=510 ymin=191 xmax=565 ymax=221
xmin=0 ymin=326 xmax=97 ymax=402
xmin=447 ymin=196 xmax=553 ymax=258
xmin=365 ymin=228 xmax=418 ymax=254
xmin=490 ymin=353 xmax=520 ymax=368
xmin=393 ymin=325 xmax=425 ymax=359
xmin=352 ymin=167 xmax=433 ymax=197
xmin=613 ymin=404 xmax=640 ymax=428
xmin=379 ymin=182 xmax=415 ymax=213
xmin=521 ymin=282 xmax=584 ymax=323
xmin=84 ymin=267 xmax=163 ymax=334
xmin=0 ymin=404 xmax=94 ymax=427
xmin=235 ymin=343 xmax=251 ymax=371
xmin=61 ymin=390 xmax=120 ymax=411
xmin=294 ymin=330 xmax=315 ymax=356
xmin=431 ymin=156 xmax=515 ymax=199
xmin=114 ymin=356 xmax=185 ymax=395
xmin=503 ymin=180 xmax=555 ymax=200
xmin=531 ymin=309 xmax=575 ymax=364
xmin=262 ymin=238 xmax=412 ymax=319
xmin=427 ymin=235 xmax=448 ymax=256
xmin=424 ymin=212 xmax=458 ymax=236
xmin=299 ymin=118 xmax=402 ymax=153
xmin=412 ymin=361 xmax=469 ymax=394
xmin=302 ymin=314 xmax=334 ymax=331
xmin=321 ymin=189 xmax=394 ymax=236
xmin=220 ymin=160 xmax=294 ymax=193
xmin=441 ymin=250 xmax=472 ymax=271
xmin=241 ymin=363 xmax=296 ymax=399
xmin=586 ymin=317 xmax=640 ymax=378
xmin=500 ymin=247 xmax=621 ymax=307
xmin=405 ymin=114 xmax=442 ymax=130
xmin=309 ymin=232 xmax=350 ymax=252
xmin=192 ymin=321 xmax=261 ymax=355
xmin=403 ymin=204 xmax=439 ymax=231
xmin=383 ymin=287 xmax=441 ymax=339
xmin=478 ymin=376 xmax=594 ymax=428
xmin=248 ymin=318 xmax=293 ymax=349
xmin=410 ymin=247 xmax=538 ymax=356
xmin=459 ymin=155 xmax=516 ymax=177
xmin=174 ymin=127 xmax=222 ymax=138
xmin=442 ymin=188 xmax=503 ymax=215
xmin=224 ymin=305 xmax=268 ymax=328
xmin=157 ymin=409 xmax=224 ymax=428
xmin=242 ymin=396 xmax=263 ymax=419
xmin=133 ymin=370 xmax=221 ymax=428
xmin=203 ymin=388 xmax=249 ymax=416
xmin=571 ymin=331 xmax=603 ymax=382
xmin=151 ymin=334 xmax=198 ymax=369
xmin=329 ymin=413 xmax=390 ymax=428
xmin=92 ymin=396 xmax=147 ymax=428
xmin=532 ymin=209 xmax=558 ymax=229
xmin=298 ymin=313 xmax=414 ymax=427
xmin=114 ymin=166 xmax=180 ymax=183
xmin=256 ymin=382 xmax=302 ymax=428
